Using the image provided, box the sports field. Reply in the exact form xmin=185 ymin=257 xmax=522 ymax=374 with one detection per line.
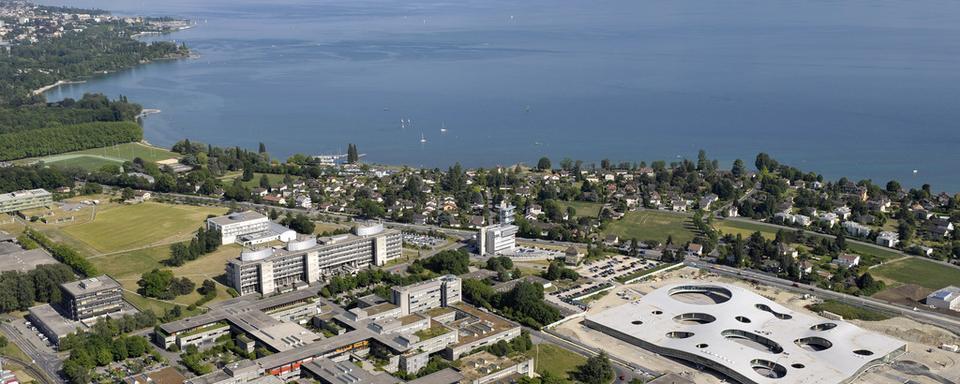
xmin=871 ymin=258 xmax=960 ymax=290
xmin=61 ymin=202 xmax=226 ymax=253
xmin=603 ymin=210 xmax=696 ymax=244
xmin=714 ymin=219 xmax=777 ymax=240
xmin=17 ymin=142 xmax=178 ymax=170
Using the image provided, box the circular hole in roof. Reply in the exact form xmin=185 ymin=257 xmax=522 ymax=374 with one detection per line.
xmin=853 ymin=349 xmax=874 ymax=356
xmin=810 ymin=322 xmax=837 ymax=331
xmin=750 ymin=359 xmax=787 ymax=379
xmin=791 ymin=363 xmax=805 ymax=369
xmin=696 ymin=343 xmax=708 ymax=349
xmin=665 ymin=331 xmax=695 ymax=339
xmin=673 ymin=313 xmax=716 ymax=325
xmin=652 ymin=310 xmax=663 ymax=315
xmin=794 ymin=337 xmax=833 ymax=352
xmin=755 ymin=303 xmax=793 ymax=320
xmin=722 ymin=329 xmax=783 ymax=354
xmin=668 ymin=285 xmax=732 ymax=305
xmin=735 ymin=316 xmax=751 ymax=323
xmin=631 ymin=320 xmax=643 ymax=325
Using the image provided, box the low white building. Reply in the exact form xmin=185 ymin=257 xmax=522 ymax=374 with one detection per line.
xmin=206 ymin=211 xmax=296 ymax=245
xmin=876 ymin=231 xmax=899 ymax=248
xmin=927 ymin=286 xmax=960 ymax=311
xmin=842 ymin=221 xmax=871 ymax=237
xmin=834 ymin=253 xmax=860 ymax=268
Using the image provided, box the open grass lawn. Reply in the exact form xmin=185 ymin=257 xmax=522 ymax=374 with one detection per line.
xmin=0 ymin=336 xmax=31 ymax=361
xmin=871 ymin=258 xmax=960 ymax=290
xmin=61 ymin=202 xmax=226 ymax=253
xmin=95 ymin=244 xmax=241 ymax=307
xmin=846 ymin=242 xmax=899 ymax=262
xmin=807 ymin=300 xmax=890 ymax=321
xmin=221 ymin=172 xmax=292 ymax=189
xmin=47 ymin=155 xmax=122 ymax=171
xmin=604 ymin=210 xmax=696 ymax=244
xmin=525 ymin=344 xmax=586 ymax=383
xmin=559 ymin=201 xmax=604 ymax=218
xmin=714 ymin=220 xmax=777 ymax=240
xmin=16 ymin=142 xmax=178 ymax=169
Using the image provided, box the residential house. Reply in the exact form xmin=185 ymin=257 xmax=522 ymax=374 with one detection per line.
xmin=876 ymin=231 xmax=899 ymax=248
xmin=835 ymin=253 xmax=861 ymax=268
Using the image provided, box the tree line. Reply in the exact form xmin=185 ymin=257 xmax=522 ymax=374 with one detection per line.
xmin=0 ymin=120 xmax=142 ymax=160
xmin=59 ymin=311 xmax=160 ymax=384
xmin=166 ymin=226 xmax=221 ymax=266
xmin=0 ymin=93 xmax=142 ymax=134
xmin=0 ymin=264 xmax=76 ymax=313
xmin=24 ymin=228 xmax=99 ymax=277
xmin=462 ymin=279 xmax=562 ymax=328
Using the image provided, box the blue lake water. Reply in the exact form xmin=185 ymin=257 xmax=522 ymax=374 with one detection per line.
xmin=39 ymin=0 xmax=960 ymax=191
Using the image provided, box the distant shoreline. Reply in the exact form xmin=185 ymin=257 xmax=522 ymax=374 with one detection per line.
xmin=31 ymin=80 xmax=86 ymax=95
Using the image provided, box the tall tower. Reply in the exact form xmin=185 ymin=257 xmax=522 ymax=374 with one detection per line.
xmin=498 ymin=200 xmax=515 ymax=225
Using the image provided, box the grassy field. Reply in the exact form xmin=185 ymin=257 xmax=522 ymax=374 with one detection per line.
xmin=220 ymin=172 xmax=292 ymax=189
xmin=603 ymin=210 xmax=696 ymax=244
xmin=525 ymin=344 xmax=586 ymax=383
xmin=807 ymin=300 xmax=890 ymax=321
xmin=713 ymin=219 xmax=777 ymax=240
xmin=559 ymin=201 xmax=604 ymax=218
xmin=16 ymin=142 xmax=178 ymax=170
xmin=61 ymin=202 xmax=226 ymax=253
xmin=871 ymin=258 xmax=960 ymax=290
xmin=94 ymin=244 xmax=241 ymax=307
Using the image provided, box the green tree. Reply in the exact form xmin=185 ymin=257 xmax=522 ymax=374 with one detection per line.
xmin=537 ymin=157 xmax=551 ymax=171
xmin=574 ymin=351 xmax=615 ymax=384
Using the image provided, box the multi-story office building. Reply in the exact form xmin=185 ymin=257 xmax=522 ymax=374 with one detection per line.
xmin=207 ymin=211 xmax=297 ymax=245
xmin=478 ymin=201 xmax=518 ymax=256
xmin=0 ymin=189 xmax=51 ymax=213
xmin=227 ymin=223 xmax=402 ymax=295
xmin=61 ymin=275 xmax=124 ymax=321
xmin=391 ymin=275 xmax=462 ymax=316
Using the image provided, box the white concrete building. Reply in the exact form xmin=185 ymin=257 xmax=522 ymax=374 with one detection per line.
xmin=391 ymin=275 xmax=462 ymax=315
xmin=207 ymin=211 xmax=270 ymax=244
xmin=0 ymin=188 xmax=51 ymax=213
xmin=876 ymin=231 xmax=900 ymax=248
xmin=227 ymin=224 xmax=401 ymax=295
xmin=585 ymin=283 xmax=906 ymax=384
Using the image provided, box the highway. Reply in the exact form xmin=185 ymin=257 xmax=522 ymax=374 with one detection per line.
xmin=0 ymin=319 xmax=63 ymax=384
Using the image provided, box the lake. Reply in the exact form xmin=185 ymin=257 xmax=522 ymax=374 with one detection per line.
xmin=39 ymin=0 xmax=960 ymax=191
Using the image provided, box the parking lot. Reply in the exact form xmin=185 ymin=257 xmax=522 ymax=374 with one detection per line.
xmin=577 ymin=255 xmax=661 ymax=281
xmin=17 ymin=317 xmax=55 ymax=351
xmin=402 ymin=232 xmax=446 ymax=248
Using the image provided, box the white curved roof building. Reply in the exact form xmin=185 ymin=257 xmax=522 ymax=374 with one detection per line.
xmin=584 ymin=283 xmax=906 ymax=384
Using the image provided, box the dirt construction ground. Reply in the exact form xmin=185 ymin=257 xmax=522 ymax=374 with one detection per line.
xmin=552 ymin=266 xmax=960 ymax=384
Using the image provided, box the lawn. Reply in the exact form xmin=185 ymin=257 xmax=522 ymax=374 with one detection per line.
xmin=870 ymin=258 xmax=960 ymax=290
xmin=61 ymin=202 xmax=227 ymax=253
xmin=220 ymin=172 xmax=292 ymax=189
xmin=17 ymin=142 xmax=178 ymax=169
xmin=807 ymin=300 xmax=890 ymax=321
xmin=93 ymin=244 xmax=241 ymax=307
xmin=525 ymin=344 xmax=586 ymax=383
xmin=713 ymin=220 xmax=777 ymax=240
xmin=47 ymin=155 xmax=122 ymax=171
xmin=603 ymin=210 xmax=696 ymax=244
xmin=559 ymin=201 xmax=604 ymax=218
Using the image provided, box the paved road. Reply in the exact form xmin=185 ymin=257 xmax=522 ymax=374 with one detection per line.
xmin=691 ymin=261 xmax=960 ymax=335
xmin=0 ymin=320 xmax=64 ymax=384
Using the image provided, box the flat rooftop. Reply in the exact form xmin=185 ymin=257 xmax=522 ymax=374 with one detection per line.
xmin=161 ymin=288 xmax=319 ymax=334
xmin=404 ymin=368 xmax=464 ymax=384
xmin=0 ymin=188 xmax=50 ymax=202
xmin=61 ymin=275 xmax=121 ymax=297
xmin=449 ymin=304 xmax=518 ymax=347
xmin=0 ymin=247 xmax=59 ymax=272
xmin=302 ymin=359 xmax=401 ymax=384
xmin=29 ymin=303 xmax=83 ymax=337
xmin=207 ymin=210 xmax=267 ymax=226
xmin=585 ymin=283 xmax=907 ymax=384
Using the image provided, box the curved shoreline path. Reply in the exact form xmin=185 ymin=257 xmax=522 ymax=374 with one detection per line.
xmin=31 ymin=80 xmax=86 ymax=95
